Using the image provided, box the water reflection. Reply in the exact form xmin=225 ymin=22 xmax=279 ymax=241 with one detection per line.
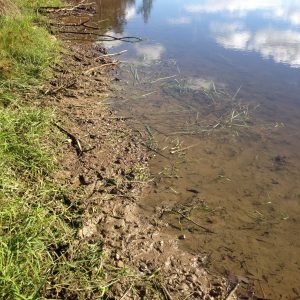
xmin=92 ymin=0 xmax=300 ymax=298
xmin=211 ymin=22 xmax=300 ymax=67
xmin=134 ymin=43 xmax=165 ymax=61
xmin=181 ymin=0 xmax=300 ymax=68
xmin=95 ymin=0 xmax=153 ymax=33
xmin=184 ymin=0 xmax=300 ymax=26
xmin=95 ymin=0 xmax=135 ymax=33
xmin=166 ymin=17 xmax=192 ymax=25
xmin=137 ymin=0 xmax=154 ymax=23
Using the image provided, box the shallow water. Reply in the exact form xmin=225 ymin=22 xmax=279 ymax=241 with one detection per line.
xmin=93 ymin=0 xmax=300 ymax=298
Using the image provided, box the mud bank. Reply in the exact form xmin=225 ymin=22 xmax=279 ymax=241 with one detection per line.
xmin=43 ymin=2 xmax=236 ymax=299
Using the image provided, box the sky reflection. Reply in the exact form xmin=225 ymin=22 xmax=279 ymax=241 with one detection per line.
xmin=184 ymin=0 xmax=300 ymax=26
xmin=95 ymin=0 xmax=300 ymax=71
xmin=182 ymin=0 xmax=300 ymax=68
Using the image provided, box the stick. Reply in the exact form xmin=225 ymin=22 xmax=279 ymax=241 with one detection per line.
xmin=38 ymin=2 xmax=94 ymax=12
xmin=232 ymin=85 xmax=242 ymax=100
xmin=84 ymin=62 xmax=119 ymax=75
xmin=151 ymin=75 xmax=177 ymax=84
xmin=95 ymin=50 xmax=128 ymax=61
xmin=53 ymin=123 xmax=83 ymax=156
xmin=141 ymin=142 xmax=169 ymax=159
xmin=119 ymin=285 xmax=133 ymax=300
xmin=172 ymin=210 xmax=215 ymax=233
xmin=161 ymin=284 xmax=173 ymax=300
xmin=225 ymin=282 xmax=239 ymax=299
xmin=108 ymin=116 xmax=133 ymax=120
xmin=170 ymin=143 xmax=199 ymax=154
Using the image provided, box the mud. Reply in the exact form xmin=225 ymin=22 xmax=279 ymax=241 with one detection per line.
xmin=41 ymin=3 xmax=235 ymax=299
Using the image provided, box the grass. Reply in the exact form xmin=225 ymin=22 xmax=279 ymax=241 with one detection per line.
xmin=0 ymin=2 xmax=168 ymax=299
xmin=0 ymin=15 xmax=58 ymax=91
xmin=0 ymin=2 xmax=164 ymax=299
xmin=0 ymin=1 xmax=108 ymax=299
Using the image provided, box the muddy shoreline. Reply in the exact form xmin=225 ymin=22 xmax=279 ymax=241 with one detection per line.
xmin=42 ymin=2 xmax=236 ymax=299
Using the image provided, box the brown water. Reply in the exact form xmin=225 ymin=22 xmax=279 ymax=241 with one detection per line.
xmin=92 ymin=1 xmax=300 ymax=298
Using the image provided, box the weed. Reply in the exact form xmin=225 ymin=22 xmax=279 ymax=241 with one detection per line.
xmin=131 ymin=163 xmax=149 ymax=181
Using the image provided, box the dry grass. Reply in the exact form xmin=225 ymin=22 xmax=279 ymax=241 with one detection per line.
xmin=0 ymin=0 xmax=20 ymax=16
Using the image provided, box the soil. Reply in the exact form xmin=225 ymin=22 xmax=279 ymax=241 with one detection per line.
xmin=39 ymin=2 xmax=237 ymax=299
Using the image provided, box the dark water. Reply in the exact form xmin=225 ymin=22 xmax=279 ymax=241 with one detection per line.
xmin=93 ymin=1 xmax=300 ymax=298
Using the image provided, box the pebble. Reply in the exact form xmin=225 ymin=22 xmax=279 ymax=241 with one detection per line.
xmin=116 ymin=261 xmax=124 ymax=268
xmin=178 ymin=234 xmax=186 ymax=240
xmin=139 ymin=262 xmax=148 ymax=272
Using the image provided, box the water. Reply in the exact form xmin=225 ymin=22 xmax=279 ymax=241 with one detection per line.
xmin=93 ymin=1 xmax=300 ymax=298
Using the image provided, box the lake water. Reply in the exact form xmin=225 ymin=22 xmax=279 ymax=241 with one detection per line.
xmin=93 ymin=1 xmax=300 ymax=298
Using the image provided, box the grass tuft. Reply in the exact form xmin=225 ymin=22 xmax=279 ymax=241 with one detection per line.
xmin=0 ymin=15 xmax=59 ymax=89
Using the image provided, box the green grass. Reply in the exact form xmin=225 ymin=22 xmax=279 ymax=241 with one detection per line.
xmin=0 ymin=106 xmax=72 ymax=299
xmin=0 ymin=1 xmax=82 ymax=299
xmin=0 ymin=2 xmax=163 ymax=299
xmin=0 ymin=16 xmax=59 ymax=90
xmin=0 ymin=1 xmax=139 ymax=299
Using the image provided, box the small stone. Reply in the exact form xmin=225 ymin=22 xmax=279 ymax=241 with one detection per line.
xmin=178 ymin=234 xmax=186 ymax=240
xmin=116 ymin=261 xmax=124 ymax=268
xmin=186 ymin=274 xmax=195 ymax=282
xmin=139 ymin=262 xmax=148 ymax=272
xmin=179 ymin=283 xmax=189 ymax=291
xmin=114 ymin=219 xmax=125 ymax=229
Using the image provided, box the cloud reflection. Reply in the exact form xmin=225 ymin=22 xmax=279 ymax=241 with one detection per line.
xmin=210 ymin=23 xmax=251 ymax=49
xmin=212 ymin=22 xmax=300 ymax=67
xmin=134 ymin=44 xmax=165 ymax=62
xmin=167 ymin=17 xmax=192 ymax=25
xmin=184 ymin=0 xmax=300 ymax=26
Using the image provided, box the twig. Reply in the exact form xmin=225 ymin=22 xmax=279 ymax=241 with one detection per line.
xmin=49 ymin=19 xmax=89 ymax=27
xmin=151 ymin=75 xmax=177 ymax=84
xmin=141 ymin=142 xmax=169 ymax=159
xmin=119 ymin=285 xmax=133 ymax=300
xmin=232 ymin=85 xmax=242 ymax=100
xmin=84 ymin=62 xmax=119 ymax=75
xmin=108 ymin=116 xmax=133 ymax=120
xmin=170 ymin=143 xmax=199 ymax=154
xmin=53 ymin=123 xmax=83 ymax=156
xmin=140 ymin=91 xmax=157 ymax=97
xmin=161 ymin=284 xmax=173 ymax=300
xmin=171 ymin=210 xmax=215 ymax=233
xmin=39 ymin=2 xmax=94 ymax=12
xmin=46 ymin=78 xmax=77 ymax=94
xmin=225 ymin=282 xmax=240 ymax=299
xmin=95 ymin=50 xmax=128 ymax=61
xmin=258 ymin=279 xmax=266 ymax=299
